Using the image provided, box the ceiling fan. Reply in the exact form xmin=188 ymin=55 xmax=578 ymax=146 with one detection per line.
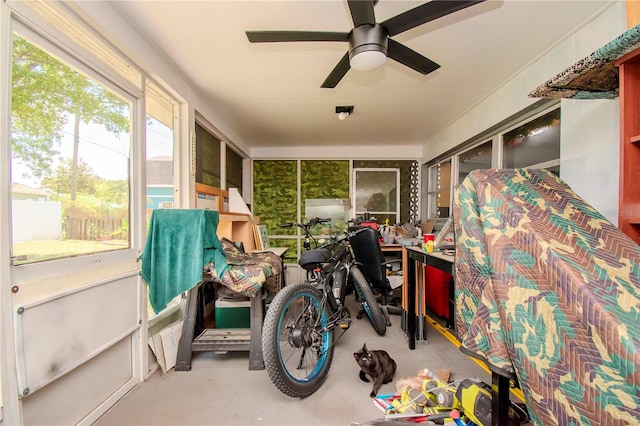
xmin=246 ymin=0 xmax=486 ymax=88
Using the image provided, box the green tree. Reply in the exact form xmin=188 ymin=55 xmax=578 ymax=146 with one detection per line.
xmin=11 ymin=35 xmax=129 ymax=199
xmin=41 ymin=158 xmax=98 ymax=195
xmin=95 ymin=179 xmax=129 ymax=205
xmin=11 ymin=36 xmax=71 ymax=178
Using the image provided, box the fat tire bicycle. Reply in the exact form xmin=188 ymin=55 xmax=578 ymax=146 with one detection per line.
xmin=262 ymin=223 xmax=387 ymax=397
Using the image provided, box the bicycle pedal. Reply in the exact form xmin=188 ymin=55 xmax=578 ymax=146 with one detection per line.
xmin=338 ymin=318 xmax=351 ymax=329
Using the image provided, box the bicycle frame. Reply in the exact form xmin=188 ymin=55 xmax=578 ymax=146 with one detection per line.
xmin=301 ymin=239 xmax=349 ymax=328
xmin=262 ymin=226 xmax=388 ymax=397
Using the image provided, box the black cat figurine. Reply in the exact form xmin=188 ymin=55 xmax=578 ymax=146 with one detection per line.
xmin=353 ymin=343 xmax=397 ymax=398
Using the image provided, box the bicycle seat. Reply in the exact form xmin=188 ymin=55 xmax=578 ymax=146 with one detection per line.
xmin=299 ymin=248 xmax=330 ymax=271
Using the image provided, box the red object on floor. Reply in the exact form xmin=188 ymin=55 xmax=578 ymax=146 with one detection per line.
xmin=424 ymin=265 xmax=452 ymax=319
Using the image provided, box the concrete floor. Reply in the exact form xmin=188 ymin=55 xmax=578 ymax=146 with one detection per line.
xmin=95 ymin=296 xmax=492 ymax=426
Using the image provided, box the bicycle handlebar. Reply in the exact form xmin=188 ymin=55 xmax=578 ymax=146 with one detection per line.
xmin=279 ymin=217 xmax=331 ymax=229
xmin=308 ymin=217 xmax=331 ymax=226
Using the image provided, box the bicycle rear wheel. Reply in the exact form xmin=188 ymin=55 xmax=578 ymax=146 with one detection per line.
xmin=262 ymin=282 xmax=335 ymax=398
xmin=351 ymin=267 xmax=387 ymax=336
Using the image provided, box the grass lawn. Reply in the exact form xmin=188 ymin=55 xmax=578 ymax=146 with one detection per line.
xmin=13 ymin=239 xmax=129 ymax=264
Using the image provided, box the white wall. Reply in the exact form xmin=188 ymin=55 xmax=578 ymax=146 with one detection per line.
xmin=11 ymin=200 xmax=62 ymax=243
xmin=561 ymin=99 xmax=620 ymax=224
xmin=559 ymin=4 xmax=626 ymax=225
xmin=421 ymin=2 xmax=626 ymax=225
xmin=251 ymin=144 xmax=422 ymax=159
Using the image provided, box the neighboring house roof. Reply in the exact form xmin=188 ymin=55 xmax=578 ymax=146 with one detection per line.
xmin=11 ymin=182 xmax=50 ymax=197
xmin=147 ymin=156 xmax=173 ymax=186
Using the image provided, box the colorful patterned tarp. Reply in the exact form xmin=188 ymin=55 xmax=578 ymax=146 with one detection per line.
xmin=454 ymin=169 xmax=640 ymax=425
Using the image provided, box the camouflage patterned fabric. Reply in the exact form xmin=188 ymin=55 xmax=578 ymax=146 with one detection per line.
xmin=208 ymin=238 xmax=282 ymax=297
xmin=454 ymin=169 xmax=640 ymax=425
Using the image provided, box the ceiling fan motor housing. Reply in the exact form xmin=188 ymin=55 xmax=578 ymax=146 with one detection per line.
xmin=348 ymin=24 xmax=388 ymax=61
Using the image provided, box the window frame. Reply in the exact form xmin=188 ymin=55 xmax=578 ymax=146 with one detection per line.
xmin=145 ymin=79 xmax=180 ymax=212
xmin=144 ymin=79 xmax=182 ymax=321
xmin=194 ymin=119 xmax=222 ymax=188
xmin=426 ymin=159 xmax=453 ymax=220
xmin=500 ymin=106 xmax=561 ymax=171
xmin=225 ymin=144 xmax=244 ymax=195
xmin=352 ymin=167 xmax=401 ymax=224
xmin=8 ymin=20 xmax=142 ymax=282
xmin=424 ymin=102 xmax=561 ymax=221
xmin=455 ymin=139 xmax=494 ymax=189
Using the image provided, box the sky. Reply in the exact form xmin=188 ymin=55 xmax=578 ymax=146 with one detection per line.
xmin=12 ymin=115 xmax=172 ymax=187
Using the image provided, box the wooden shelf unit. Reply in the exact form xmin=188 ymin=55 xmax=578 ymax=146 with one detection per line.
xmin=194 ymin=182 xmax=258 ymax=251
xmin=616 ymin=47 xmax=640 ymax=243
xmin=218 ymin=212 xmax=258 ymax=252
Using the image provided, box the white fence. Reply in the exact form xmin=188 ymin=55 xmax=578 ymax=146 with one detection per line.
xmin=12 ymin=200 xmax=62 ymax=243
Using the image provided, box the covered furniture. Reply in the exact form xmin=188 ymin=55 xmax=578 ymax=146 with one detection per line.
xmin=454 ymin=168 xmax=640 ymax=425
xmin=213 ymin=237 xmax=282 ymax=296
xmin=139 ymin=209 xmax=280 ymax=370
xmin=140 ymin=209 xmax=229 ymax=314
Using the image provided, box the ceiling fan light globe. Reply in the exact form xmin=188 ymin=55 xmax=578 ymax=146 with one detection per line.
xmin=350 ymin=50 xmax=387 ymax=71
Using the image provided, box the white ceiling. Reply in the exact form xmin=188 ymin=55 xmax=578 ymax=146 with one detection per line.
xmin=112 ymin=0 xmax=612 ymax=150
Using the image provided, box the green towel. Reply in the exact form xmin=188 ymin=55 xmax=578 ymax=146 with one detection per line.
xmin=140 ymin=209 xmax=229 ymax=314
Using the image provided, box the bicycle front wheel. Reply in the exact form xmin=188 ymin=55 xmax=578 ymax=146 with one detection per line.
xmin=262 ymin=282 xmax=335 ymax=398
xmin=351 ymin=267 xmax=387 ymax=336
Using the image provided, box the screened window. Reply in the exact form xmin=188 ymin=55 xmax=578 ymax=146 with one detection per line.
xmin=424 ymin=103 xmax=560 ymax=221
xmin=303 ymin=160 xmax=350 ymax=235
xmin=145 ymin=81 xmax=176 ymax=220
xmin=195 ymin=122 xmax=221 ymax=187
xmin=226 ymin=146 xmax=243 ymax=196
xmin=253 ymin=160 xmax=298 ymax=262
xmin=253 ymin=160 xmax=350 ymax=264
xmin=145 ymin=81 xmax=178 ymax=319
xmin=353 ymin=168 xmax=400 ymax=225
xmin=502 ymin=108 xmax=560 ymax=172
xmin=10 ymin=33 xmax=131 ymax=265
xmin=458 ymin=140 xmax=492 ymax=184
xmin=353 ymin=160 xmax=417 ymax=224
xmin=426 ymin=160 xmax=451 ymax=219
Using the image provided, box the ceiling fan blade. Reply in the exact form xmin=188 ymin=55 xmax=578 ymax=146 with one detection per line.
xmin=382 ymin=0 xmax=486 ymax=37
xmin=347 ymin=0 xmax=376 ymax=27
xmin=321 ymin=52 xmax=351 ymax=88
xmin=246 ymin=31 xmax=348 ymax=43
xmin=387 ymin=38 xmax=440 ymax=75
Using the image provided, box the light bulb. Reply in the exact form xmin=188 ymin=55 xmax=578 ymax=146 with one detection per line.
xmin=350 ymin=50 xmax=387 ymax=71
xmin=338 ymin=111 xmax=349 ymax=121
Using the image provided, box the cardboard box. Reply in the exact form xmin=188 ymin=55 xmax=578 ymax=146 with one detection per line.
xmin=215 ymin=299 xmax=251 ymax=329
